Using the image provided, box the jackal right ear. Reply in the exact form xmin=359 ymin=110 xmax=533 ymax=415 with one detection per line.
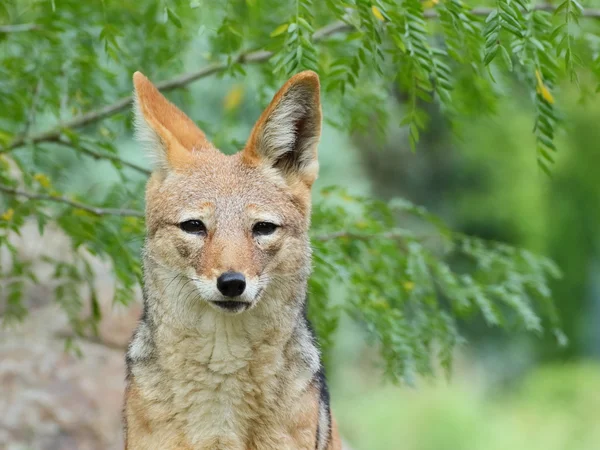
xmin=242 ymin=71 xmax=321 ymax=186
xmin=132 ymin=71 xmax=212 ymax=171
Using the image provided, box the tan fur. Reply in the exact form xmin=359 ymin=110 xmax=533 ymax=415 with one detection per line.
xmin=329 ymin=418 xmax=343 ymax=450
xmin=133 ymin=72 xmax=213 ymax=171
xmin=125 ymin=71 xmax=341 ymax=450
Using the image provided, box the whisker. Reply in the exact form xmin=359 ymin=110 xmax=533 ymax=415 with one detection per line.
xmin=160 ymin=274 xmax=183 ymax=298
xmin=176 ymin=277 xmax=193 ymax=300
xmin=181 ymin=286 xmax=201 ymax=310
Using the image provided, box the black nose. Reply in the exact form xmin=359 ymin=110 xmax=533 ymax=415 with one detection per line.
xmin=216 ymin=271 xmax=246 ymax=297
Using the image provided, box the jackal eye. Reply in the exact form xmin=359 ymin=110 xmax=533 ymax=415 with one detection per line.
xmin=179 ymin=220 xmax=207 ymax=235
xmin=252 ymin=222 xmax=279 ymax=236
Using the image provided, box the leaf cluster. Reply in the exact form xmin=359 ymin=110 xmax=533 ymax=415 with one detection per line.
xmin=310 ymin=188 xmax=563 ymax=382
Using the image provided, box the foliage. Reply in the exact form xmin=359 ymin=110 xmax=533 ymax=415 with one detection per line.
xmin=1 ymin=0 xmax=596 ymax=380
xmin=332 ymin=362 xmax=600 ymax=449
xmin=310 ymin=188 xmax=563 ymax=382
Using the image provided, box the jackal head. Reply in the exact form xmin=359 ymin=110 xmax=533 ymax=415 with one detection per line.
xmin=133 ymin=71 xmax=321 ymax=318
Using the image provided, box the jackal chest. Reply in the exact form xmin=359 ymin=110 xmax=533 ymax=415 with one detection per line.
xmin=128 ymin=326 xmax=319 ymax=449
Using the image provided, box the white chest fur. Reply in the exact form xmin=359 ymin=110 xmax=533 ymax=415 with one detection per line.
xmin=129 ymin=303 xmax=320 ymax=450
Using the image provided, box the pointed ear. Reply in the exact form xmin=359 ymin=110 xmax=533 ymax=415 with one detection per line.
xmin=132 ymin=71 xmax=212 ymax=171
xmin=242 ymin=71 xmax=321 ymax=186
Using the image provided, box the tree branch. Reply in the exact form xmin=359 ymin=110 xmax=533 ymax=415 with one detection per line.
xmin=1 ymin=21 xmax=352 ymax=153
xmin=54 ymin=331 xmax=128 ymax=351
xmin=313 ymin=229 xmax=414 ymax=242
xmin=0 ymin=182 xmax=414 ymax=239
xmin=51 ymin=137 xmax=151 ymax=175
xmin=486 ymin=4 xmax=600 ymax=17
xmin=1 ymin=184 xmax=410 ymax=243
xmin=423 ymin=4 xmax=600 ymax=18
xmin=0 ymin=185 xmax=144 ymax=218
xmin=0 ymin=23 xmax=40 ymax=33
xmin=4 ymin=4 xmax=600 ymax=154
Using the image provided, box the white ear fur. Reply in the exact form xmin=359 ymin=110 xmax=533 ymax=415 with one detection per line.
xmin=245 ymin=71 xmax=322 ymax=184
xmin=258 ymin=86 xmax=320 ymax=169
xmin=132 ymin=92 xmax=169 ymax=171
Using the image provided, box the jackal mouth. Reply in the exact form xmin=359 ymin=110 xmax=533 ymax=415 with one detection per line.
xmin=209 ymin=300 xmax=250 ymax=312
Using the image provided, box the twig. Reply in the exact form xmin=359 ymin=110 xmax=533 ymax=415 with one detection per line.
xmin=51 ymin=136 xmax=151 ymax=175
xmin=483 ymin=4 xmax=600 ymax=18
xmin=312 ymin=20 xmax=353 ymax=40
xmin=0 ymin=184 xmax=144 ymax=218
xmin=313 ymin=229 xmax=413 ymax=253
xmin=54 ymin=331 xmax=127 ymax=351
xmin=1 ymin=95 xmax=133 ymax=153
xmin=0 ymin=182 xmax=416 ymax=239
xmin=423 ymin=3 xmax=600 ymax=18
xmin=313 ymin=229 xmax=414 ymax=242
xmin=0 ymin=23 xmax=40 ymax=33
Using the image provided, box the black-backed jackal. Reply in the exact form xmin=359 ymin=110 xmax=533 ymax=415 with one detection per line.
xmin=124 ymin=71 xmax=342 ymax=449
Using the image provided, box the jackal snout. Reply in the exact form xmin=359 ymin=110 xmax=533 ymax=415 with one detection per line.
xmin=216 ymin=271 xmax=246 ymax=297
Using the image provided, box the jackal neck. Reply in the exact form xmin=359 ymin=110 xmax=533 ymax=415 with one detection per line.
xmin=133 ymin=255 xmax=317 ymax=377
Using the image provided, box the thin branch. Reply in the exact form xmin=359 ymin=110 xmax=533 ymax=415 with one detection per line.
xmin=508 ymin=3 xmax=600 ymax=17
xmin=312 ymin=20 xmax=352 ymax=40
xmin=423 ymin=3 xmax=600 ymax=18
xmin=1 ymin=96 xmax=131 ymax=153
xmin=0 ymin=184 xmax=144 ymax=218
xmin=0 ymin=183 xmax=416 ymax=239
xmin=312 ymin=229 xmax=413 ymax=253
xmin=54 ymin=331 xmax=128 ymax=351
xmin=313 ymin=229 xmax=414 ymax=242
xmin=0 ymin=23 xmax=40 ymax=33
xmin=51 ymin=137 xmax=151 ymax=175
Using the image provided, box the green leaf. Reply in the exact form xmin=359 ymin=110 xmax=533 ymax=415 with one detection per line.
xmin=297 ymin=17 xmax=312 ymax=32
xmin=500 ymin=45 xmax=513 ymax=71
xmin=554 ymin=1 xmax=569 ymax=16
xmin=166 ymin=7 xmax=182 ymax=28
xmin=571 ymin=0 xmax=584 ymax=14
xmin=550 ymin=23 xmax=566 ymax=41
xmin=502 ymin=21 xmax=524 ymax=38
xmin=484 ymin=46 xmax=499 ymax=66
xmin=270 ymin=23 xmax=289 ymax=37
xmin=485 ymin=9 xmax=499 ymax=23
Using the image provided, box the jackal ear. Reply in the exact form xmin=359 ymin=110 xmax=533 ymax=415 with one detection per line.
xmin=243 ymin=71 xmax=321 ymax=186
xmin=132 ymin=71 xmax=212 ymax=171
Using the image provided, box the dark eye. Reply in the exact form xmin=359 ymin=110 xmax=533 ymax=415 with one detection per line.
xmin=252 ymin=222 xmax=279 ymax=236
xmin=179 ymin=220 xmax=207 ymax=235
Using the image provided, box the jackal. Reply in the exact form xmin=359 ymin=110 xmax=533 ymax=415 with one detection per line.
xmin=124 ymin=70 xmax=342 ymax=450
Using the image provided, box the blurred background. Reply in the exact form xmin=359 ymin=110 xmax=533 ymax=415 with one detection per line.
xmin=1 ymin=1 xmax=600 ymax=449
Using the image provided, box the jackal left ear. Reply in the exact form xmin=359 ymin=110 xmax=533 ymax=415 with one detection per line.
xmin=132 ymin=71 xmax=213 ymax=172
xmin=243 ymin=71 xmax=321 ymax=186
